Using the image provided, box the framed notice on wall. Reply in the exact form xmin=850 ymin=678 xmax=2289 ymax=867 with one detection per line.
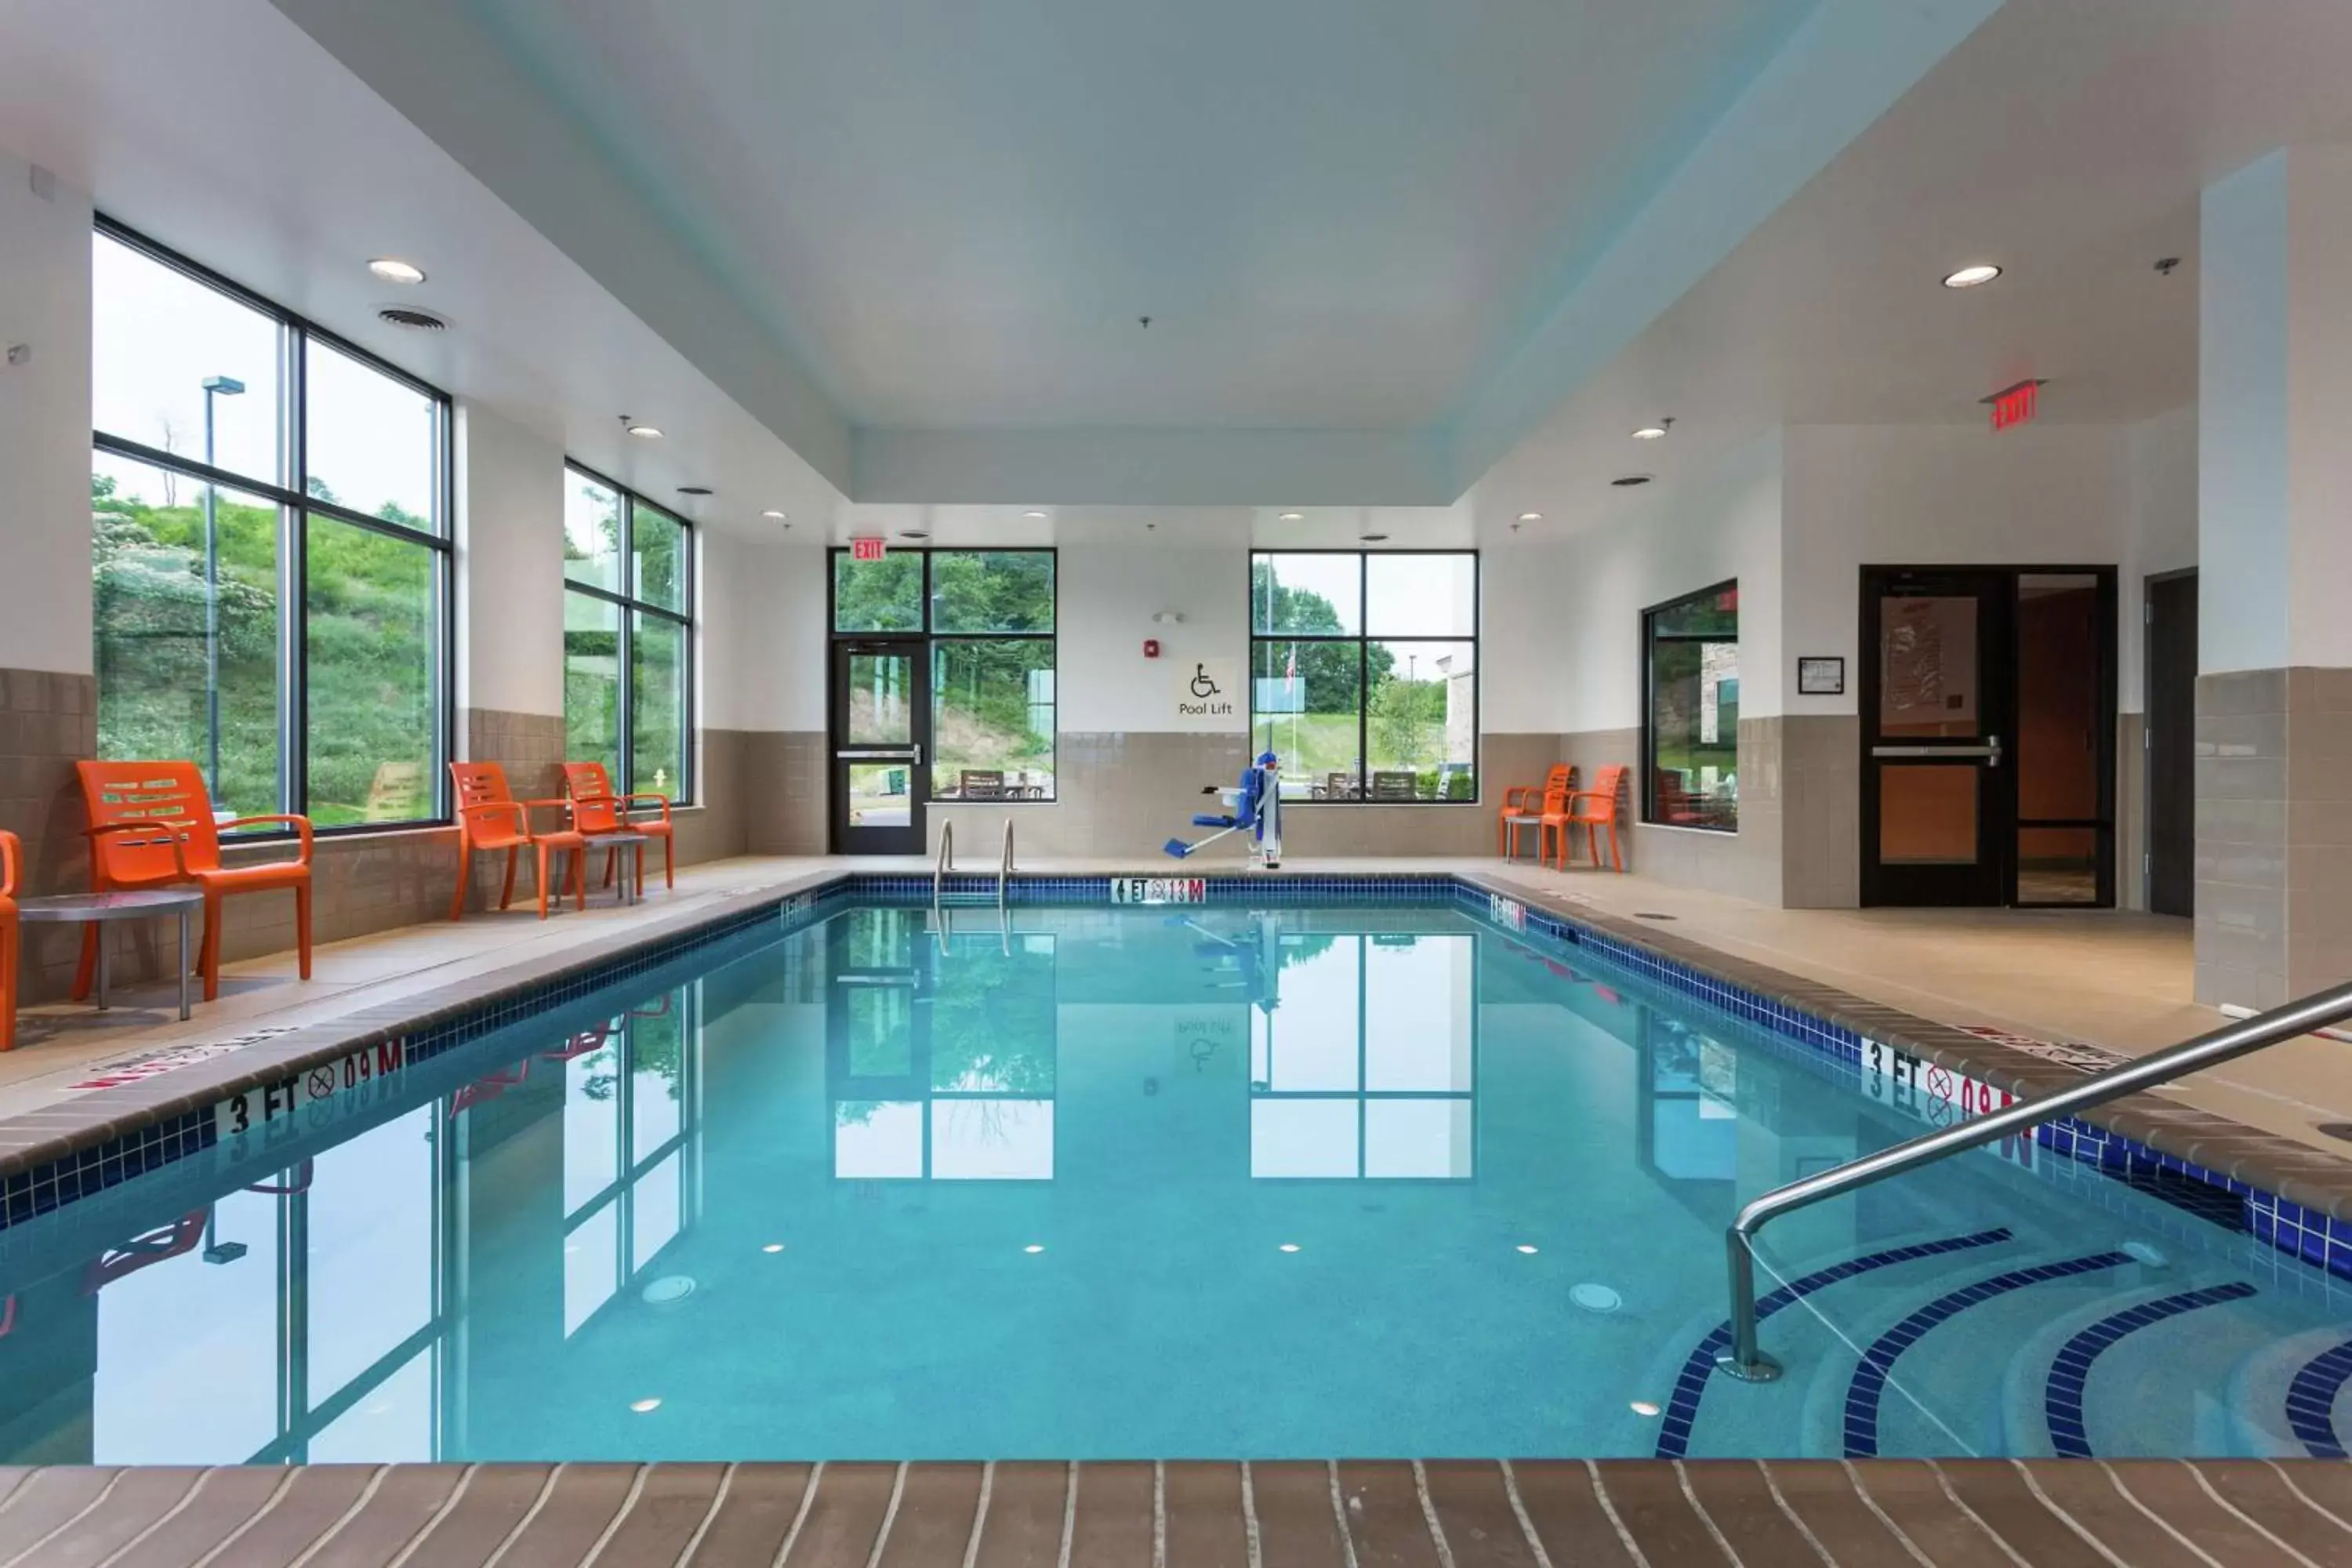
xmin=1796 ymin=656 xmax=1845 ymax=696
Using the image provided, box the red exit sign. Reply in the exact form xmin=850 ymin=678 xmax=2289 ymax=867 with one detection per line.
xmin=850 ymin=536 xmax=887 ymax=561
xmin=1988 ymin=379 xmax=2042 ymax=432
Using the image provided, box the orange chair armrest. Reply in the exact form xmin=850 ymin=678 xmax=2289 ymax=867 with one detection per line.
xmin=459 ymin=800 xmax=528 ymax=833
xmin=0 ymin=833 xmax=16 ymax=898
xmin=618 ymin=792 xmax=673 ymax=823
xmin=1503 ymin=785 xmax=1535 ymax=809
xmin=221 ymin=814 xmax=315 ymax=862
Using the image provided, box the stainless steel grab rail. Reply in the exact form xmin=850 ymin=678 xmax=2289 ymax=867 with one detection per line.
xmin=1719 ymin=979 xmax=2352 ymax=1383
xmin=932 ymin=821 xmax=953 ymax=911
xmin=999 ymin=818 xmax=1014 ymax=910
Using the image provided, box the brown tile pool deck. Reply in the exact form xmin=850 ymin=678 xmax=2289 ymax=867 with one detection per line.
xmin=7 ymin=1460 xmax=2352 ymax=1566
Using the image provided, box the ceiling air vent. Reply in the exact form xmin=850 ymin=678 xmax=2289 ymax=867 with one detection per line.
xmin=677 ymin=485 xmax=714 ymax=497
xmin=1610 ymin=474 xmax=1653 ymax=488
xmin=377 ymin=306 xmax=447 ymax=332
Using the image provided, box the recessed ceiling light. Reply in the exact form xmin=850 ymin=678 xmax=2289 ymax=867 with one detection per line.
xmin=1942 ymin=263 xmax=2002 ymax=289
xmin=761 ymin=1243 xmax=784 ymax=1254
xmin=1611 ymin=475 xmax=1653 ymax=488
xmin=629 ymin=1398 xmax=663 ymax=1414
xmin=1359 ymin=532 xmax=1389 ymax=543
xmin=625 ymin=423 xmax=663 ymax=439
xmin=1023 ymin=1243 xmax=1045 ymax=1254
xmin=762 ymin=510 xmax=787 ymax=521
xmin=1518 ymin=512 xmax=1542 ymax=523
xmin=1632 ymin=426 xmax=1668 ymax=441
xmin=1278 ymin=512 xmax=1305 ymax=521
xmin=1022 ymin=510 xmax=1048 ymax=519
xmin=368 ymin=257 xmax=426 ymax=285
xmin=898 ymin=529 xmax=930 ymax=541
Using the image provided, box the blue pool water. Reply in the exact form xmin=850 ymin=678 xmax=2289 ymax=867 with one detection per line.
xmin=2 ymin=897 xmax=2349 ymax=1465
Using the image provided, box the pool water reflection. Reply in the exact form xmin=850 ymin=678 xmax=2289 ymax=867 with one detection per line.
xmin=0 ymin=903 xmax=2319 ymax=1463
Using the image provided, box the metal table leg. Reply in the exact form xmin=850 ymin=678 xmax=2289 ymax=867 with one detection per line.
xmin=178 ymin=908 xmax=192 ymax=1021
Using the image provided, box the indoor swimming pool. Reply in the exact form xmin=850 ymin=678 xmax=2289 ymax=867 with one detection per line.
xmin=2 ymin=891 xmax=2347 ymax=1466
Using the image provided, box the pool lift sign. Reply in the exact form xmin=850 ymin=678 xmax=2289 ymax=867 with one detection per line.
xmin=213 ymin=1038 xmax=408 ymax=1155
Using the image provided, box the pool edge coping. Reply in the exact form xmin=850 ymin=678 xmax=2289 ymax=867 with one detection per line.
xmin=2 ymin=862 xmax=2350 ymax=1253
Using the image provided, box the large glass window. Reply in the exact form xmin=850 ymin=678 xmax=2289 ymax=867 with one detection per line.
xmin=1642 ymin=580 xmax=1740 ymax=831
xmin=1249 ymin=552 xmax=1478 ymax=802
xmin=91 ymin=223 xmax=451 ymax=828
xmin=563 ymin=469 xmax=694 ymax=802
xmin=830 ymin=549 xmax=1058 ymax=800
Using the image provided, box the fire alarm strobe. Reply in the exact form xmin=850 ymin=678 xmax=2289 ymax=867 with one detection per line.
xmin=1143 ymin=639 xmax=1161 ymax=659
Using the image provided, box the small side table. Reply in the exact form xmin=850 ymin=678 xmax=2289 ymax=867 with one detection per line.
xmin=15 ymin=890 xmax=204 ymax=1021
xmin=593 ymin=833 xmax=651 ymax=907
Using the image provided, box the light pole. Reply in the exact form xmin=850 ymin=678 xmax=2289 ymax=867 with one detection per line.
xmin=200 ymin=375 xmax=245 ymax=797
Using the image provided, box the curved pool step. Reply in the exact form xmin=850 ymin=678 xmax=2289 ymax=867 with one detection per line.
xmin=1650 ymin=1225 xmax=2016 ymax=1460
xmin=2223 ymin=1325 xmax=2352 ymax=1457
xmin=1995 ymin=1277 xmax=2262 ymax=1457
xmin=1842 ymin=1250 xmax=2137 ymax=1457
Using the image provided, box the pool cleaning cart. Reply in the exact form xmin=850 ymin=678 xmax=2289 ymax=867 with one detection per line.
xmin=1164 ymin=751 xmax=1282 ymax=869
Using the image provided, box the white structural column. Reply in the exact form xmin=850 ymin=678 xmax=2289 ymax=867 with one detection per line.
xmin=2194 ymin=146 xmax=2352 ymax=1007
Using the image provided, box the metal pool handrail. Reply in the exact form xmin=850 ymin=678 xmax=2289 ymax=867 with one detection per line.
xmin=1718 ymin=978 xmax=2352 ymax=1384
xmin=999 ymin=818 xmax=1014 ymax=910
xmin=933 ymin=820 xmax=953 ymax=910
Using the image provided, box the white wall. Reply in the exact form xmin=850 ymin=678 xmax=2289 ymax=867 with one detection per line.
xmin=1057 ymin=539 xmax=1249 ymax=735
xmin=702 ymin=537 xmax=826 ymax=733
xmin=1780 ymin=423 xmax=2131 ymax=718
xmin=454 ymin=401 xmax=565 ymax=716
xmin=1479 ymin=540 xmax=1573 ymax=734
xmin=1553 ymin=430 xmax=1784 ymax=735
xmin=2200 ymin=151 xmax=2292 ymax=676
xmin=0 ymin=154 xmax=95 ymax=674
xmin=2120 ymin=404 xmax=2198 ymax=710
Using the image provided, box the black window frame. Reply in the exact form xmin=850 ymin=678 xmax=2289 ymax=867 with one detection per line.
xmin=562 ymin=462 xmax=697 ymax=806
xmin=90 ymin=216 xmax=456 ymax=834
xmin=1639 ymin=577 xmax=1741 ymax=833
xmin=826 ymin=547 xmax=1060 ymax=804
xmin=1247 ymin=548 xmax=1482 ymax=805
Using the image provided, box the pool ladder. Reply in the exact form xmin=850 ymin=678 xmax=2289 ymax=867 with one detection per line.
xmin=1719 ymin=977 xmax=2352 ymax=1385
xmin=930 ymin=818 xmax=1014 ymax=953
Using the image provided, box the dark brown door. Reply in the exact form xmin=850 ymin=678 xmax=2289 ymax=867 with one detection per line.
xmin=1860 ymin=569 xmax=2014 ymax=906
xmin=2147 ymin=572 xmax=2197 ymax=916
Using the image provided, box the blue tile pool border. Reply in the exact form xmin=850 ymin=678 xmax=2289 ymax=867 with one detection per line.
xmin=8 ymin=866 xmax=2352 ymax=1297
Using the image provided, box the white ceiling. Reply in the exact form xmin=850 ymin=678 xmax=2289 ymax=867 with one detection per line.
xmin=10 ymin=0 xmax=2352 ymax=536
xmin=463 ymin=0 xmax=1818 ymax=433
xmin=1469 ymin=0 xmax=2352 ymax=538
xmin=0 ymin=0 xmax=848 ymax=537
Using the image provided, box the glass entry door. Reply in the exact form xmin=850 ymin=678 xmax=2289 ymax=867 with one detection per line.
xmin=1860 ymin=570 xmax=2013 ymax=906
xmin=830 ymin=638 xmax=929 ymax=855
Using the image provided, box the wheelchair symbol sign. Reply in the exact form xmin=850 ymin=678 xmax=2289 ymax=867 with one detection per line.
xmin=1174 ymin=658 xmax=1240 ymax=724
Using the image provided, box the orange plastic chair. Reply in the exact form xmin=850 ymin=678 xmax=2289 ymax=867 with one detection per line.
xmin=1563 ymin=764 xmax=1632 ymax=872
xmin=1498 ymin=764 xmax=1573 ymax=855
xmin=1 ymin=829 xmax=19 ymax=1051
xmin=74 ymin=762 xmax=312 ymax=1003
xmin=561 ymin=761 xmax=675 ymax=893
xmin=452 ymin=763 xmax=586 ymax=920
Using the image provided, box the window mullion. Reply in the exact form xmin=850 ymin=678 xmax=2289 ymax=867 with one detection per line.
xmin=284 ymin=319 xmax=306 ymax=818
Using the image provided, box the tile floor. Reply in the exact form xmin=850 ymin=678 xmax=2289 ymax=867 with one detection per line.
xmin=5 ymin=851 xmax=2347 ymax=1162
xmin=6 ymin=1459 xmax=2352 ymax=1566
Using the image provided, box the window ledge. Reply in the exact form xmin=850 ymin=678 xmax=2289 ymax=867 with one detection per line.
xmin=1639 ymin=819 xmax=1740 ymax=837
